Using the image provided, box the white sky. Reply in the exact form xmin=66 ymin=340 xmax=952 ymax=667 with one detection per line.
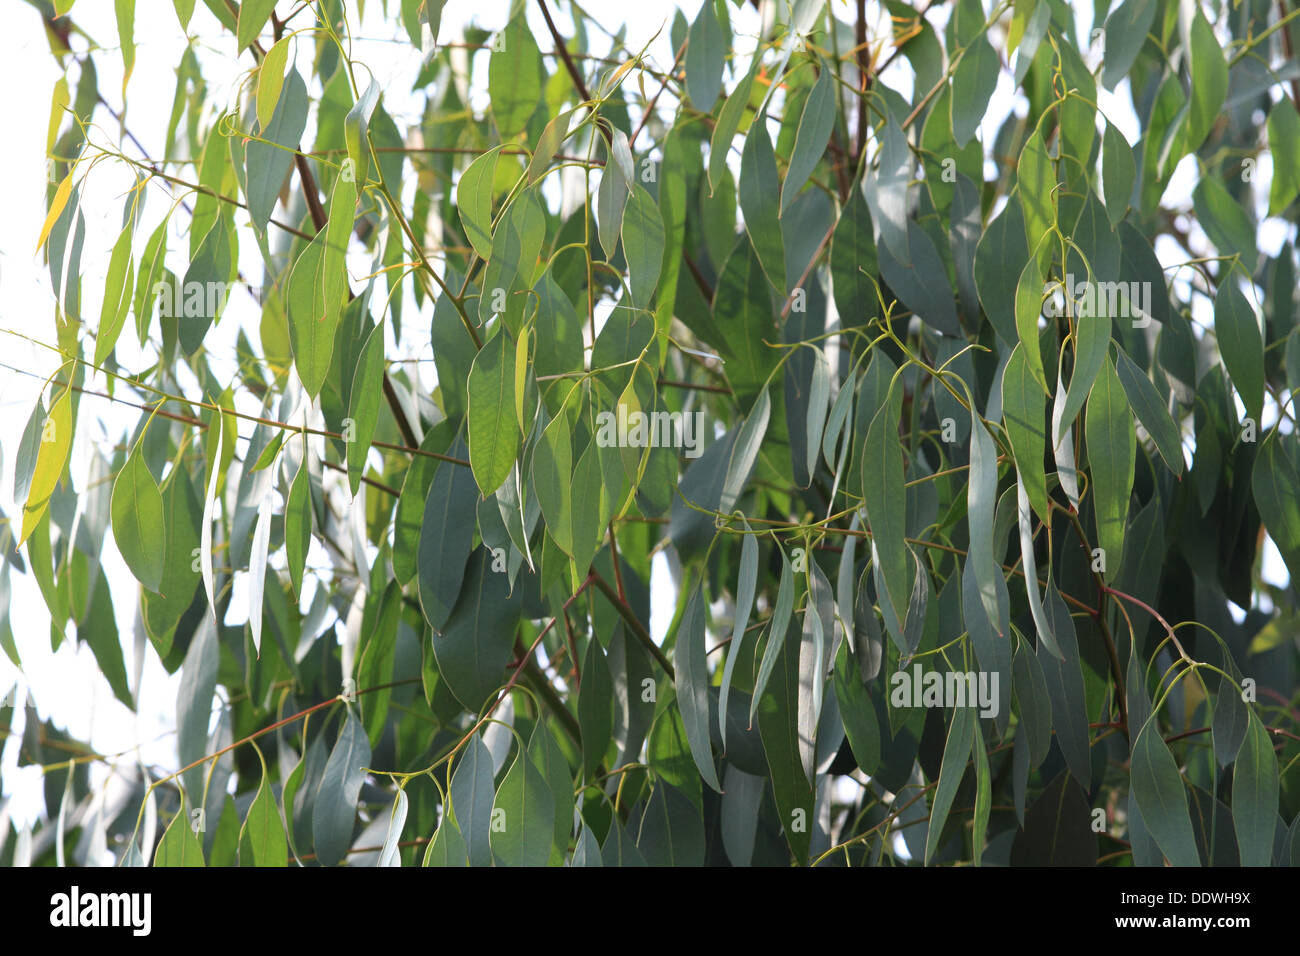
xmin=0 ymin=0 xmax=1293 ymax=852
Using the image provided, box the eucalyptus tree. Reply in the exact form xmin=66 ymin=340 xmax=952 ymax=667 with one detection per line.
xmin=5 ymin=0 xmax=1299 ymax=867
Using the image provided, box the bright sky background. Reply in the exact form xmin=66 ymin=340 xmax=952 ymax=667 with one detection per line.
xmin=0 ymin=0 xmax=1293 ymax=858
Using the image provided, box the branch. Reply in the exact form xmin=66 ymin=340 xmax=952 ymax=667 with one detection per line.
xmin=591 ymin=570 xmax=674 ymax=678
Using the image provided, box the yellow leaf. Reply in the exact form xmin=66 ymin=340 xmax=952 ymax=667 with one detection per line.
xmin=257 ymin=36 xmax=290 ymax=131
xmin=514 ymin=328 xmax=529 ymax=431
xmin=37 ymin=168 xmax=75 ymax=254
xmin=20 ymin=384 xmax=73 ymax=545
xmin=47 ymin=77 xmax=69 ymax=157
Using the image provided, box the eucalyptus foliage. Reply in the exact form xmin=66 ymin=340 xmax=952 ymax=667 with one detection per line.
xmin=6 ymin=0 xmax=1300 ymax=867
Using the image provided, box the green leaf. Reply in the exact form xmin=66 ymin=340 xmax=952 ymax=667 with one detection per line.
xmin=709 ymin=55 xmax=759 ymax=193
xmin=1101 ymin=122 xmax=1135 ymax=226
xmin=467 ymin=330 xmax=520 ymax=497
xmin=674 ymin=585 xmax=721 ymax=792
xmin=528 ymin=720 xmax=574 ymax=861
xmin=877 ymin=220 xmax=961 ymax=337
xmin=1013 ymin=248 xmax=1050 ymax=394
xmin=1211 ymin=673 xmax=1249 ymax=768
xmin=830 ymin=187 xmax=877 ymax=324
xmin=489 ymin=15 xmax=542 ymax=138
xmin=621 ymin=184 xmax=665 ymax=313
xmin=950 ymin=34 xmax=999 ymax=148
xmin=719 ymin=522 xmax=758 ymax=751
xmin=636 ymin=783 xmax=705 ymax=866
xmin=430 ymin=548 xmax=522 ymax=711
xmin=533 ymin=411 xmax=574 ymax=555
xmin=832 ymin=640 xmax=879 ymax=775
xmin=346 ymin=320 xmax=385 ymax=495
xmin=236 ymin=0 xmax=276 ymax=51
xmin=565 ymin=438 xmax=606 ymax=579
xmin=247 ymin=68 xmax=308 ymax=234
xmin=154 ymin=804 xmax=205 ymax=867
xmin=925 ymin=705 xmax=975 ymax=865
xmin=685 ymin=0 xmax=724 ymax=110
xmin=1192 ymin=177 xmax=1256 ymax=269
xmin=738 ymin=116 xmax=786 ymax=291
xmin=1268 ymin=99 xmax=1300 ymax=216
xmin=803 ymin=349 xmax=831 ymax=481
xmin=974 ymin=199 xmax=1028 ymax=345
xmin=861 ymin=399 xmax=909 ymax=630
xmin=1015 ymin=475 xmax=1062 ymax=660
xmin=1114 ymin=348 xmax=1183 ymax=475
xmin=177 ymin=618 xmax=218 ymax=803
xmin=1056 ymin=40 xmax=1096 ymax=162
xmin=312 ymin=707 xmax=371 ymax=866
xmin=133 ymin=216 xmax=169 ymax=342
xmin=1130 ymin=721 xmax=1201 ymax=867
xmin=751 ymin=547 xmax=796 ymax=728
xmin=241 ymin=759 xmax=288 ymax=867
xmin=115 ymin=0 xmax=135 ymax=91
xmin=287 ymin=233 xmax=338 ymax=396
xmin=179 ymin=212 xmax=234 ymax=355
xmin=781 ymin=63 xmax=836 ymax=213
xmin=1253 ymin=435 xmax=1300 ymax=585
xmin=578 ymin=637 xmax=614 ymax=779
xmin=526 ymin=109 xmax=572 ymax=184
xmin=1232 ymin=711 xmax=1280 ymax=867
xmin=1056 ymin=287 xmax=1112 ymax=445
xmin=480 ymin=189 xmax=545 ymax=328
xmin=1213 ymin=281 xmax=1264 ymax=424
xmin=755 ymin=609 xmax=814 ymax=864
xmin=1017 ymin=130 xmax=1055 ymax=261
xmin=1084 ymin=354 xmax=1134 ymax=581
xmin=457 ymin=146 xmax=502 ymax=260
xmin=1038 ymin=582 xmax=1090 ymax=787
xmin=967 ymin=411 xmax=1003 ymax=638
xmin=972 ymin=723 xmax=991 ymax=866
xmin=1009 ymin=770 xmax=1098 ymax=864
xmin=1013 ymin=637 xmax=1052 ymax=767
xmin=94 ymin=219 xmax=135 ymax=366
xmin=256 ymin=36 xmax=290 ymax=131
xmin=449 ymin=735 xmax=496 ymax=867
xmin=597 ymin=131 xmax=631 ymax=259
xmin=1102 ymin=0 xmax=1159 ymax=91
xmin=1185 ymin=7 xmax=1227 ymax=153
xmin=285 ymin=454 xmax=311 ymax=597
xmin=866 ymin=113 xmax=911 ymax=267
xmin=110 ymin=446 xmax=165 ymax=593
xmin=720 ymin=388 xmax=770 ymax=514
xmin=490 ymin=752 xmax=555 ymax=867
xmin=1002 ymin=344 xmax=1049 ymax=523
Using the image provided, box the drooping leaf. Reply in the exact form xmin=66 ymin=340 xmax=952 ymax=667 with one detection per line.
xmin=674 ymin=585 xmax=721 ymax=792
xmin=1084 ymin=354 xmax=1135 ymax=581
xmin=312 ymin=707 xmax=371 ymax=867
xmin=490 ymin=752 xmax=555 ymax=867
xmin=467 ymin=330 xmax=520 ymax=497
xmin=110 ymin=446 xmax=165 ymax=593
xmin=1130 ymin=721 xmax=1200 ymax=867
